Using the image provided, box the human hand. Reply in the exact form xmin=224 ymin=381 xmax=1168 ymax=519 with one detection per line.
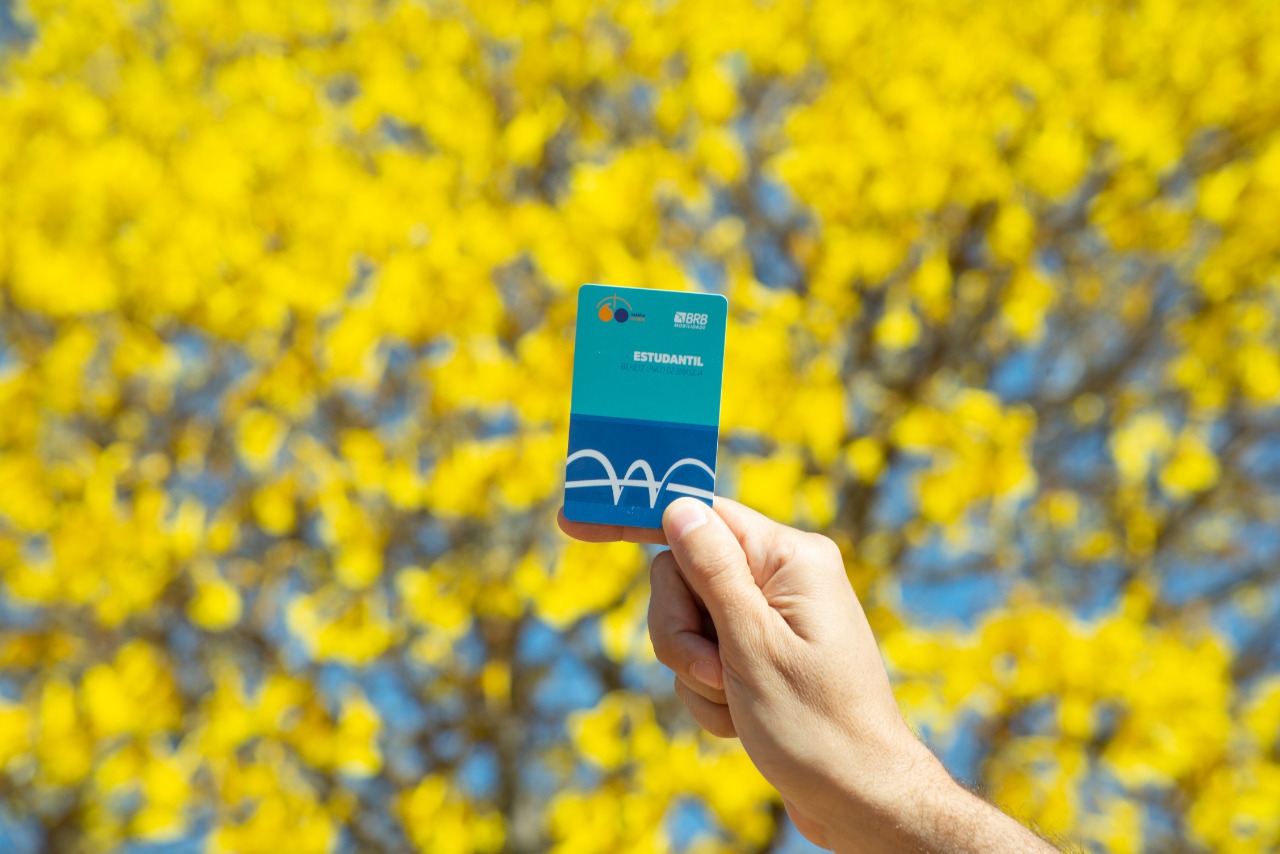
xmin=648 ymin=497 xmax=937 ymax=849
xmin=559 ymin=497 xmax=1058 ymax=853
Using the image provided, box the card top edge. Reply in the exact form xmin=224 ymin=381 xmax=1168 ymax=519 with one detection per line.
xmin=578 ymin=283 xmax=728 ymax=306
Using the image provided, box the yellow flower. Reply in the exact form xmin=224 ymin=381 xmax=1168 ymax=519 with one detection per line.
xmin=990 ymin=204 xmax=1036 ymax=264
xmin=1198 ymin=163 xmax=1250 ymax=224
xmin=188 ymin=571 xmax=244 ymax=631
xmin=234 ymin=408 xmax=288 ymax=473
xmin=251 ymin=475 xmax=297 ymax=535
xmin=400 ymin=775 xmax=505 ymax=854
xmin=399 ymin=564 xmax=473 ymax=638
xmin=333 ymin=691 xmax=382 ymax=777
xmin=0 ymin=700 xmax=32 ymax=769
xmin=286 ymin=587 xmax=396 ymax=665
xmin=1111 ymin=413 xmax=1173 ymax=485
xmin=911 ymin=252 xmax=952 ymax=320
xmin=695 ymin=127 xmax=746 ymax=183
xmin=1018 ymin=123 xmax=1089 ymax=200
xmin=845 ymin=436 xmax=886 ymax=483
xmin=37 ymin=677 xmax=93 ymax=786
xmin=132 ymin=749 xmax=193 ymax=839
xmin=480 ymin=660 xmax=511 ymax=710
xmin=736 ymin=450 xmax=805 ymax=523
xmin=3 ymin=0 xmax=1279 ymax=848
xmin=875 ymin=304 xmax=922 ymax=351
xmin=535 ymin=540 xmax=643 ymax=629
xmin=689 ymin=63 xmax=738 ymax=124
xmin=335 ymin=541 xmax=383 ymax=590
xmin=1001 ymin=267 xmax=1057 ymax=342
xmin=1159 ymin=433 xmax=1220 ymax=497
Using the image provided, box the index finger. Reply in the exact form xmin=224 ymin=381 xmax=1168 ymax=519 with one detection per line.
xmin=556 ymin=506 xmax=670 ymax=545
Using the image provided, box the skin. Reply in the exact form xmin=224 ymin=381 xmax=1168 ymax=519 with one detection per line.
xmin=558 ymin=497 xmax=1059 ymax=853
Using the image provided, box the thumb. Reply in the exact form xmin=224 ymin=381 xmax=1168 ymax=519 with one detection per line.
xmin=662 ymin=497 xmax=770 ymax=642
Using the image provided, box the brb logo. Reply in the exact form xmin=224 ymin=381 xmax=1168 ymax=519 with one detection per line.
xmin=673 ymin=311 xmax=708 ymax=330
xmin=597 ymin=294 xmax=646 ymax=323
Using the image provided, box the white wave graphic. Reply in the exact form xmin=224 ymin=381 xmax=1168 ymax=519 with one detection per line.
xmin=565 ymin=449 xmax=715 ymax=507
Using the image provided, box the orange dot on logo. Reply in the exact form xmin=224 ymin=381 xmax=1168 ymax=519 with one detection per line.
xmin=598 ymin=305 xmax=614 ymax=322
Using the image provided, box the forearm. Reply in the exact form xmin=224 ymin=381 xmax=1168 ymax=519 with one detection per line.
xmin=877 ymin=767 xmax=1060 ymax=854
xmin=822 ymin=740 xmax=1060 ymax=854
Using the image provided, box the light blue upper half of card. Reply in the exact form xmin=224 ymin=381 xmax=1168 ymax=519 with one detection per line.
xmin=571 ymin=284 xmax=727 ymax=428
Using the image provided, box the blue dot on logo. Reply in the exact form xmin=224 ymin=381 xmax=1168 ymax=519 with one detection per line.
xmin=614 ymin=308 xmax=629 ymax=323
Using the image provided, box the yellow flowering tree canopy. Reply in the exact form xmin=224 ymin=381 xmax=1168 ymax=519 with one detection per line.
xmin=1 ymin=0 xmax=1279 ymax=851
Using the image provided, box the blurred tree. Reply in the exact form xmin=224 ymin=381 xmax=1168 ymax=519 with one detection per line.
xmin=1 ymin=0 xmax=1278 ymax=852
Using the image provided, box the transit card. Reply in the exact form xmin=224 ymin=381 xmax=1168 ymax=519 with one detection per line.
xmin=563 ymin=284 xmax=728 ymax=529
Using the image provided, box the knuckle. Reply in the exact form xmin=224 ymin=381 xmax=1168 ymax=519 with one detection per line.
xmin=648 ymin=633 xmax=675 ymax=668
xmin=647 ymin=617 xmax=680 ymax=663
xmin=809 ymin=532 xmax=843 ymax=566
xmin=803 ymin=533 xmax=846 ymax=584
xmin=651 ymin=638 xmax=685 ymax=671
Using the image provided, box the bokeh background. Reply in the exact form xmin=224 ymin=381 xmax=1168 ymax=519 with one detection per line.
xmin=1 ymin=0 xmax=1279 ymax=851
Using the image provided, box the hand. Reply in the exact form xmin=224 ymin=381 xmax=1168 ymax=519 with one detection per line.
xmin=651 ymin=496 xmax=935 ymax=849
xmin=559 ymin=497 xmax=1059 ymax=853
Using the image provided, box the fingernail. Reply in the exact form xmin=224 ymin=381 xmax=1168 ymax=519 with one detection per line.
xmin=666 ymin=499 xmax=707 ymax=541
xmin=690 ymin=660 xmax=721 ymax=690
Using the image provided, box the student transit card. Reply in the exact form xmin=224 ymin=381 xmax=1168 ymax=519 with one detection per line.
xmin=564 ymin=284 xmax=728 ymax=529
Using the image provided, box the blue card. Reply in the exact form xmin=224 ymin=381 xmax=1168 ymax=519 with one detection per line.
xmin=564 ymin=284 xmax=728 ymax=529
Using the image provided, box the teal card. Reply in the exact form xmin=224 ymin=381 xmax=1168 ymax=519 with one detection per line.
xmin=564 ymin=284 xmax=728 ymax=528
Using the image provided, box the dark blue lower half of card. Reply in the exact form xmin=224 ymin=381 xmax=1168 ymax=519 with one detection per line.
xmin=564 ymin=413 xmax=718 ymax=529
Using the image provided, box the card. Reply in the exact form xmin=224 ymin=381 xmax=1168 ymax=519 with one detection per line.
xmin=564 ymin=284 xmax=728 ymax=529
